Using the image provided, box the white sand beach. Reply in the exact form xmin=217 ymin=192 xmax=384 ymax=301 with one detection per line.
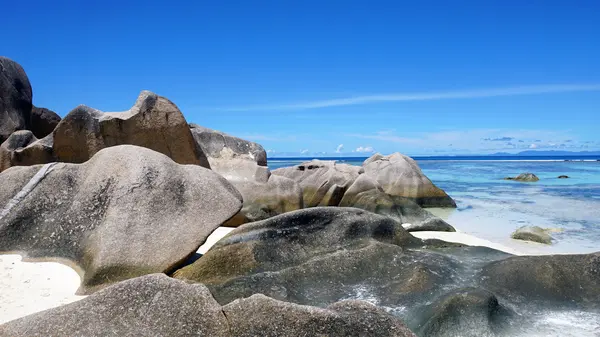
xmin=0 ymin=225 xmax=580 ymax=325
xmin=0 ymin=254 xmax=84 ymax=324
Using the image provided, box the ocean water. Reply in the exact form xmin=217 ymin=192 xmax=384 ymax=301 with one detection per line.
xmin=269 ymin=156 xmax=600 ymax=255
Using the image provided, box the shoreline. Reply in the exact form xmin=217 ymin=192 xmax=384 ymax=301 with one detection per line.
xmin=0 ymin=222 xmax=591 ymax=325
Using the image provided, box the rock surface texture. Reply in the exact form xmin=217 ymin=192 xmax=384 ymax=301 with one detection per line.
xmin=504 ymin=173 xmax=540 ymax=182
xmin=29 ymin=106 xmax=60 ymax=139
xmin=510 ymin=226 xmax=552 ymax=244
xmin=0 ymin=57 xmax=32 ymax=143
xmin=271 ymin=157 xmax=455 ymax=231
xmin=362 ymin=153 xmax=457 ymax=208
xmin=0 ymin=145 xmax=242 ymax=293
xmin=0 ymin=274 xmax=417 ymax=337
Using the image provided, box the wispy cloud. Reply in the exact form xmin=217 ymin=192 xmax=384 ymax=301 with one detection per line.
xmin=354 ymin=146 xmax=375 ymax=153
xmin=483 ymin=137 xmax=514 ymax=142
xmin=335 ymin=144 xmax=344 ymax=153
xmin=213 ymin=84 xmax=600 ymax=111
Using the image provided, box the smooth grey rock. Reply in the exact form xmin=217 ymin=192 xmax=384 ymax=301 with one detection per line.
xmin=272 ymin=160 xmax=363 ymax=207
xmin=29 ymin=106 xmax=60 ymax=139
xmin=224 ymin=175 xmax=303 ymax=226
xmin=339 ymin=174 xmax=455 ymax=232
xmin=223 ymin=294 xmax=417 ymax=337
xmin=0 ymin=130 xmax=54 ymax=172
xmin=190 ymin=124 xmax=267 ymax=166
xmin=0 ymin=57 xmax=32 ymax=143
xmin=504 ymin=173 xmax=539 ymax=182
xmin=480 ymin=252 xmax=600 ymax=309
xmin=416 ymin=288 xmax=513 ymax=337
xmin=362 ymin=153 xmax=456 ymax=208
xmin=190 ymin=124 xmax=266 ymax=181
xmin=510 ymin=226 xmax=552 ymax=244
xmin=0 ymin=274 xmax=229 ymax=337
xmin=0 ymin=145 xmax=242 ymax=293
xmin=0 ymin=274 xmax=416 ymax=337
xmin=173 ymin=208 xmax=459 ymax=307
xmin=51 ymin=91 xmax=209 ymax=167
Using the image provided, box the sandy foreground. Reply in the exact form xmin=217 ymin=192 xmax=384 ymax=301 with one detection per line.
xmin=0 ymin=226 xmax=556 ymax=324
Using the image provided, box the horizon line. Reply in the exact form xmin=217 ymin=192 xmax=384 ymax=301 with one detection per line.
xmin=210 ymin=84 xmax=600 ymax=111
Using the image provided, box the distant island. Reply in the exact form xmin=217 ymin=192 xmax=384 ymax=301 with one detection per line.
xmin=491 ymin=150 xmax=600 ymax=156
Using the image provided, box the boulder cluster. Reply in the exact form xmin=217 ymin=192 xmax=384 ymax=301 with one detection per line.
xmin=1 ymin=57 xmax=599 ymax=336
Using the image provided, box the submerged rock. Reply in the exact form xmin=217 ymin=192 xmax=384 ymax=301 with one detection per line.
xmin=416 ymin=288 xmax=513 ymax=337
xmin=480 ymin=252 xmax=600 ymax=309
xmin=510 ymin=226 xmax=552 ymax=244
xmin=504 ymin=173 xmax=539 ymax=182
xmin=0 ymin=57 xmax=32 ymax=144
xmin=0 ymin=145 xmax=242 ymax=293
xmin=362 ymin=153 xmax=457 ymax=208
xmin=0 ymin=274 xmax=416 ymax=337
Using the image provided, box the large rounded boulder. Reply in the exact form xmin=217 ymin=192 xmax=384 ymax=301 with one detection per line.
xmin=173 ymin=207 xmax=458 ymax=307
xmin=0 ymin=274 xmax=417 ymax=337
xmin=29 ymin=106 xmax=61 ymax=138
xmin=480 ymin=253 xmax=600 ymax=309
xmin=362 ymin=153 xmax=456 ymax=208
xmin=0 ymin=145 xmax=242 ymax=293
xmin=51 ymin=91 xmax=210 ymax=167
xmin=0 ymin=130 xmax=54 ymax=172
xmin=224 ymin=175 xmax=304 ymax=226
xmin=339 ymin=174 xmax=455 ymax=232
xmin=272 ymin=160 xmax=363 ymax=207
xmin=190 ymin=123 xmax=267 ymax=180
xmin=0 ymin=57 xmax=33 ymax=143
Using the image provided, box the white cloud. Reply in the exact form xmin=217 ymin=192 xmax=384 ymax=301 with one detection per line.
xmin=529 ymin=144 xmax=538 ymax=149
xmin=335 ymin=144 xmax=344 ymax=153
xmin=213 ymin=84 xmax=600 ymax=111
xmin=300 ymin=149 xmax=309 ymax=154
xmin=355 ymin=146 xmax=375 ymax=153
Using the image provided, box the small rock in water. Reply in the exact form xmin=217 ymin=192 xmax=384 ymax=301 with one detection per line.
xmin=511 ymin=226 xmax=552 ymax=244
xmin=504 ymin=173 xmax=539 ymax=182
xmin=558 ymin=175 xmax=569 ymax=179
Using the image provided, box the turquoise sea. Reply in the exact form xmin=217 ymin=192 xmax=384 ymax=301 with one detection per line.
xmin=269 ymin=156 xmax=600 ymax=255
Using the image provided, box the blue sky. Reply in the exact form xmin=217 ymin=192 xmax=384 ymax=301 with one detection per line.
xmin=4 ymin=0 xmax=600 ymax=156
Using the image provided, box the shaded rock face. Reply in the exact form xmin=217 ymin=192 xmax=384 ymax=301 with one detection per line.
xmin=0 ymin=57 xmax=32 ymax=143
xmin=224 ymin=175 xmax=304 ymax=226
xmin=29 ymin=106 xmax=60 ymax=138
xmin=505 ymin=173 xmax=539 ymax=182
xmin=224 ymin=294 xmax=417 ymax=337
xmin=362 ymin=153 xmax=457 ymax=208
xmin=51 ymin=91 xmax=210 ymax=167
xmin=190 ymin=123 xmax=267 ymax=170
xmin=415 ymin=288 xmax=514 ymax=337
xmin=480 ymin=253 xmax=600 ymax=309
xmin=510 ymin=226 xmax=552 ymax=244
xmin=174 ymin=208 xmax=477 ymax=311
xmin=0 ymin=145 xmax=242 ymax=294
xmin=0 ymin=130 xmax=54 ymax=172
xmin=174 ymin=207 xmax=600 ymax=335
xmin=0 ymin=274 xmax=416 ymax=337
xmin=273 ymin=160 xmax=363 ymax=207
xmin=189 ymin=124 xmax=304 ymax=226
